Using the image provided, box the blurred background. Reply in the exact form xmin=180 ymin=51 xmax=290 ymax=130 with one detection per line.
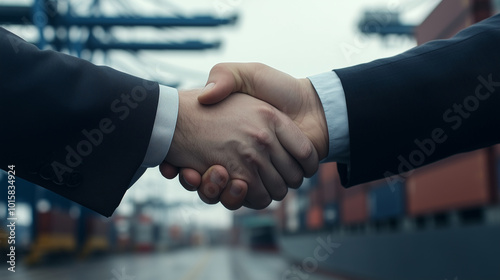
xmin=1 ymin=0 xmax=500 ymax=279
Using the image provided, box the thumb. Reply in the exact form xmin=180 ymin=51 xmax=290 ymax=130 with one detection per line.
xmin=198 ymin=63 xmax=247 ymax=105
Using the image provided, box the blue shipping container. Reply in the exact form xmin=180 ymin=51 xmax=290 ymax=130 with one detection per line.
xmin=298 ymin=210 xmax=308 ymax=231
xmin=323 ymin=203 xmax=340 ymax=226
xmin=369 ymin=181 xmax=405 ymax=220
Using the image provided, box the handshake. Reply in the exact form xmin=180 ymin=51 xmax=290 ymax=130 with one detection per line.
xmin=160 ymin=63 xmax=330 ymax=210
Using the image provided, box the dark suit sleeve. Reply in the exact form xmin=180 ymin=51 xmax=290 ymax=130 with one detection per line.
xmin=0 ymin=28 xmax=161 ymax=217
xmin=334 ymin=14 xmax=500 ymax=187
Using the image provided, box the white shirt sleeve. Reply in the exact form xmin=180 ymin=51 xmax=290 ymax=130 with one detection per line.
xmin=142 ymin=85 xmax=179 ymax=167
xmin=308 ymin=71 xmax=350 ymax=164
xmin=129 ymin=85 xmax=178 ymax=186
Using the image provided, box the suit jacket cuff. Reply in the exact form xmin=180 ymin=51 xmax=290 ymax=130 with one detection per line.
xmin=308 ymin=71 xmax=350 ymax=164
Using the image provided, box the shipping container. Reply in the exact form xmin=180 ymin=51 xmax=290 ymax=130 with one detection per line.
xmin=306 ymin=206 xmax=323 ymax=230
xmin=79 ymin=209 xmax=110 ymax=257
xmin=113 ymin=215 xmax=132 ymax=252
xmin=318 ymin=162 xmax=340 ymax=203
xmin=298 ymin=210 xmax=308 ymax=231
xmin=497 ymin=157 xmax=500 ymax=201
xmin=369 ymin=181 xmax=405 ymax=220
xmin=494 ymin=144 xmax=500 ymax=201
xmin=133 ymin=214 xmax=154 ymax=252
xmin=274 ymin=200 xmax=286 ymax=231
xmin=309 ymin=187 xmax=322 ymax=207
xmin=341 ymin=187 xmax=368 ymax=225
xmin=406 ymin=149 xmax=492 ymax=216
xmin=284 ymin=191 xmax=300 ymax=233
xmin=323 ymin=203 xmax=340 ymax=227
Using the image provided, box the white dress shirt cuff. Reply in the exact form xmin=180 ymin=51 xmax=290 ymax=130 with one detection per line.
xmin=141 ymin=85 xmax=179 ymax=167
xmin=308 ymin=71 xmax=350 ymax=164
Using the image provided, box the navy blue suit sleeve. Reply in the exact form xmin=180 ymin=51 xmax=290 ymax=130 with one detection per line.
xmin=0 ymin=28 xmax=160 ymax=216
xmin=334 ymin=14 xmax=500 ymax=187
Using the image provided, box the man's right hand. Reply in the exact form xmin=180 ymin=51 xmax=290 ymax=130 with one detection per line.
xmin=161 ymin=63 xmax=329 ymax=209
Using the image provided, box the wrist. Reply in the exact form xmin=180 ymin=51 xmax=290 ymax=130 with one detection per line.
xmin=300 ymin=78 xmax=329 ymax=160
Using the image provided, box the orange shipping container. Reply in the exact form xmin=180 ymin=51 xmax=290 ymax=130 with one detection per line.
xmin=309 ymin=187 xmax=322 ymax=207
xmin=274 ymin=201 xmax=286 ymax=231
xmin=341 ymin=187 xmax=368 ymax=225
xmin=318 ymin=162 xmax=341 ymax=203
xmin=406 ymin=149 xmax=493 ymax=216
xmin=306 ymin=206 xmax=323 ymax=230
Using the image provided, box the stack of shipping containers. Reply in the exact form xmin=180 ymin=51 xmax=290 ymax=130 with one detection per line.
xmin=278 ymin=147 xmax=500 ymax=279
xmin=276 ymin=1 xmax=500 ymax=279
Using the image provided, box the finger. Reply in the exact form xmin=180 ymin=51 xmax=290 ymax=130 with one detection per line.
xmin=198 ymin=63 xmax=242 ymax=105
xmin=199 ymin=63 xmax=300 ymax=114
xmin=262 ymin=117 xmax=305 ymax=188
xmin=251 ymin=122 xmax=304 ymax=190
xmin=178 ymin=168 xmax=202 ymax=191
xmin=220 ymin=179 xmax=248 ymax=210
xmin=240 ymin=167 xmax=274 ymax=210
xmin=159 ymin=162 xmax=179 ymax=179
xmin=274 ymin=110 xmax=320 ymax=177
xmin=256 ymin=156 xmax=288 ymax=201
xmin=197 ymin=166 xmax=229 ymax=204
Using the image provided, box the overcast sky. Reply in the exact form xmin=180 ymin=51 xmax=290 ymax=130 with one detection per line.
xmin=0 ymin=0 xmax=440 ymax=228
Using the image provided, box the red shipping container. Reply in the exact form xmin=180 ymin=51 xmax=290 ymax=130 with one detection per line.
xmin=274 ymin=201 xmax=286 ymax=231
xmin=309 ymin=187 xmax=322 ymax=207
xmin=306 ymin=206 xmax=323 ymax=230
xmin=318 ymin=162 xmax=341 ymax=203
xmin=406 ymin=149 xmax=493 ymax=216
xmin=340 ymin=187 xmax=368 ymax=225
xmin=87 ymin=217 xmax=109 ymax=237
xmin=37 ymin=210 xmax=76 ymax=235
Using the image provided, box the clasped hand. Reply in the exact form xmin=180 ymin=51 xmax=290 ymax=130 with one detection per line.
xmin=161 ymin=63 xmax=329 ymax=210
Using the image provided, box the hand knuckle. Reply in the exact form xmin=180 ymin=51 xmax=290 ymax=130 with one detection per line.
xmin=239 ymin=146 xmax=259 ymax=164
xmin=258 ymin=106 xmax=278 ymax=123
xmin=297 ymin=141 xmax=314 ymax=161
xmin=254 ymin=129 xmax=273 ymax=148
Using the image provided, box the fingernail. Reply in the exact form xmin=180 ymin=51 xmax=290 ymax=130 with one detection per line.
xmin=230 ymin=185 xmax=243 ymax=197
xmin=202 ymin=83 xmax=215 ymax=94
xmin=210 ymin=170 xmax=223 ymax=186
xmin=180 ymin=174 xmax=195 ymax=190
xmin=205 ymin=185 xmax=218 ymax=198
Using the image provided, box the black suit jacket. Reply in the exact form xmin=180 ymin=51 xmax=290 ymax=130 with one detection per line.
xmin=335 ymin=14 xmax=500 ymax=187
xmin=0 ymin=28 xmax=160 ymax=217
